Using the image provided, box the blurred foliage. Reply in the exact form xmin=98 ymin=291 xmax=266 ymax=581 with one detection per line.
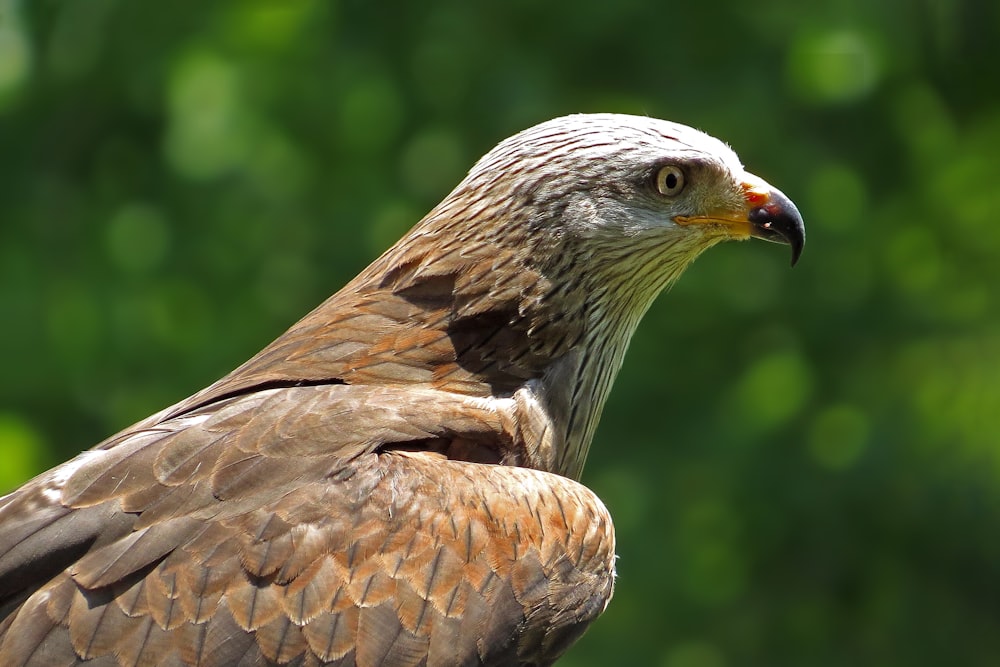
xmin=2 ymin=0 xmax=1000 ymax=665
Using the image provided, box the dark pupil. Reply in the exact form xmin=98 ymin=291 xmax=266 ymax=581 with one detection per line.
xmin=665 ymin=172 xmax=678 ymax=190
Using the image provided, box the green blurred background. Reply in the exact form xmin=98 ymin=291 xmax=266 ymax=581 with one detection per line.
xmin=2 ymin=1 xmax=1000 ymax=665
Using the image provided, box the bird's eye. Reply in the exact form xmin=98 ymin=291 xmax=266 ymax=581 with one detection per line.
xmin=655 ymin=165 xmax=686 ymax=197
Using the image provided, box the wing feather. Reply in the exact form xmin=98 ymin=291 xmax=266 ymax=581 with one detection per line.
xmin=0 ymin=384 xmax=615 ymax=666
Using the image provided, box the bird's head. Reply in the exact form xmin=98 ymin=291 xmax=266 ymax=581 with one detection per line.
xmin=410 ymin=113 xmax=806 ymax=474
xmin=445 ymin=113 xmax=804 ymax=278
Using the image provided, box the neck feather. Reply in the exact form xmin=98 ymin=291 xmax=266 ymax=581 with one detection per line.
xmin=169 ymin=200 xmax=713 ymax=480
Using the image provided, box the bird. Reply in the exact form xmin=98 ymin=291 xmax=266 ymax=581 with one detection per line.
xmin=0 ymin=113 xmax=804 ymax=667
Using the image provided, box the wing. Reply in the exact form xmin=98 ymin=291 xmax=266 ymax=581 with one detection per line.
xmin=0 ymin=384 xmax=615 ymax=666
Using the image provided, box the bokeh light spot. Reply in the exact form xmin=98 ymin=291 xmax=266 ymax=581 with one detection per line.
xmin=895 ymin=333 xmax=1000 ymax=466
xmin=0 ymin=0 xmax=31 ymax=104
xmin=787 ymin=29 xmax=880 ymax=104
xmin=808 ymin=404 xmax=870 ymax=470
xmin=731 ymin=350 xmax=814 ymax=433
xmin=222 ymin=0 xmax=319 ymax=50
xmin=164 ymin=51 xmax=255 ymax=180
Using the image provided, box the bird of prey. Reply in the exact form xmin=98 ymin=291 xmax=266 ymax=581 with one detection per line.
xmin=0 ymin=114 xmax=804 ymax=667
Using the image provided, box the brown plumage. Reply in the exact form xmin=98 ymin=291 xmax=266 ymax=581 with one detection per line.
xmin=0 ymin=114 xmax=804 ymax=666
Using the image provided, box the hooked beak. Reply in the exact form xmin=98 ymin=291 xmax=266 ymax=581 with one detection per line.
xmin=674 ymin=173 xmax=806 ymax=266
xmin=747 ymin=184 xmax=806 ymax=267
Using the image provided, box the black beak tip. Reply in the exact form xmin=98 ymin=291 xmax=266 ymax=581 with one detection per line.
xmin=790 ymin=236 xmax=805 ymax=267
xmin=748 ymin=188 xmax=806 ymax=268
xmin=788 ymin=233 xmax=804 ymax=267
